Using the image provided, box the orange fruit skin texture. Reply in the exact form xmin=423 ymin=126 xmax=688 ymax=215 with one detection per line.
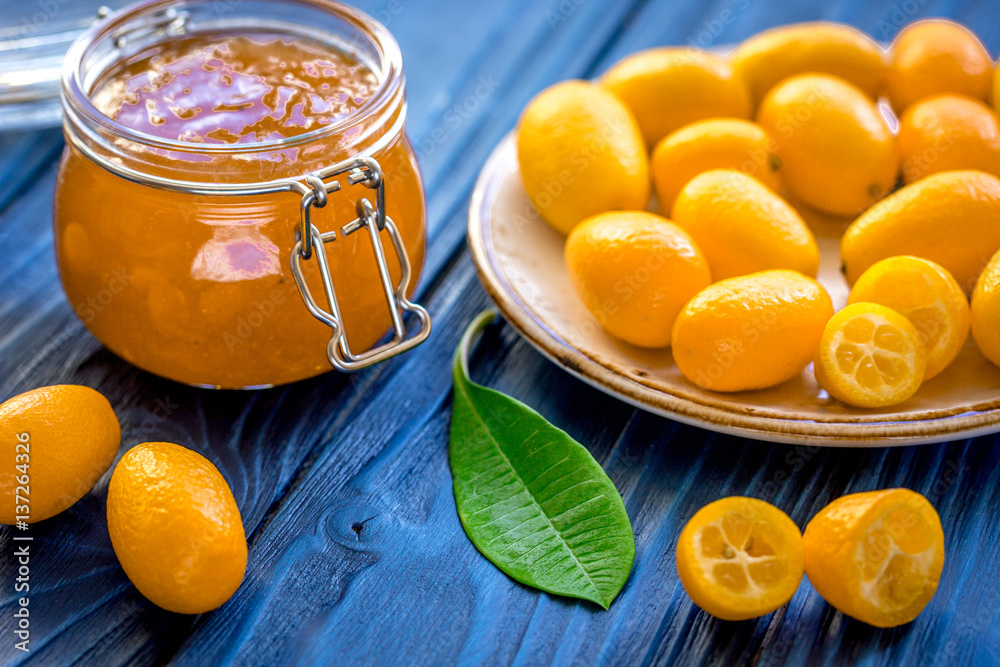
xmin=651 ymin=118 xmax=782 ymax=212
xmin=756 ymin=74 xmax=899 ymax=218
xmin=847 ymin=256 xmax=970 ymax=381
xmin=993 ymin=64 xmax=1000 ymax=115
xmin=898 ymin=94 xmax=1000 ymax=184
xmin=517 ymin=80 xmax=649 ymax=235
xmin=565 ymin=211 xmax=711 ymax=348
xmin=601 ymin=48 xmax=751 ymax=148
xmin=676 ymin=497 xmax=804 ymax=621
xmin=0 ymin=385 xmax=120 ymax=524
xmin=671 ymin=269 xmax=834 ymax=392
xmin=841 ymin=170 xmax=1000 ymax=293
xmin=107 ymin=442 xmax=247 ymax=615
xmin=803 ymin=489 xmax=945 ymax=628
xmin=971 ymin=248 xmax=1000 ymax=368
xmin=671 ymin=169 xmax=819 ymax=280
xmin=887 ymin=19 xmax=993 ymax=115
xmin=732 ymin=21 xmax=886 ymax=110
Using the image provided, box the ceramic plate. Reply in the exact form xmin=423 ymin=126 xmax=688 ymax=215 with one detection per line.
xmin=468 ymin=134 xmax=1000 ymax=446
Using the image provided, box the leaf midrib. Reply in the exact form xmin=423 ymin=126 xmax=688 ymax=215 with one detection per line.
xmin=457 ymin=378 xmax=608 ymax=607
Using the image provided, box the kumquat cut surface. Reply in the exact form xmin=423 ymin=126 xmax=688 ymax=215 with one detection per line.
xmin=847 ymin=256 xmax=970 ymax=380
xmin=676 ymin=497 xmax=804 ymax=621
xmin=815 ymin=302 xmax=926 ymax=409
xmin=803 ymin=488 xmax=945 ymax=628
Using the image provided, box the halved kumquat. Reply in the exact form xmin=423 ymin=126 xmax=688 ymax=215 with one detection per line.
xmin=803 ymin=488 xmax=945 ymax=628
xmin=815 ymin=302 xmax=926 ymax=408
xmin=847 ymin=256 xmax=970 ymax=380
xmin=676 ymin=497 xmax=804 ymax=621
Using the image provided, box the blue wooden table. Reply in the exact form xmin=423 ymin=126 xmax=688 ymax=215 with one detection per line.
xmin=2 ymin=0 xmax=1000 ymax=664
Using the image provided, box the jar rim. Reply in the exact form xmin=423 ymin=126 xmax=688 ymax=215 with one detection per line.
xmin=61 ymin=0 xmax=404 ymax=155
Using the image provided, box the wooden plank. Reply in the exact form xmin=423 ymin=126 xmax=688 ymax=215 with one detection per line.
xmin=0 ymin=128 xmax=63 ymax=214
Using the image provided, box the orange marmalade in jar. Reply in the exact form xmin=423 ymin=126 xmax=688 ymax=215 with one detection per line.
xmin=56 ymin=0 xmax=429 ymax=388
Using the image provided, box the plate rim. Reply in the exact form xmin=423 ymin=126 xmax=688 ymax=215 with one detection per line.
xmin=467 ymin=132 xmax=1000 ymax=447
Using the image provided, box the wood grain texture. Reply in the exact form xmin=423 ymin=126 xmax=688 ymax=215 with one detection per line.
xmin=0 ymin=0 xmax=999 ymax=665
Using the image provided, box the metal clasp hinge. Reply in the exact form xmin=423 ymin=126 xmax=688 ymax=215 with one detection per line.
xmin=289 ymin=157 xmax=431 ymax=372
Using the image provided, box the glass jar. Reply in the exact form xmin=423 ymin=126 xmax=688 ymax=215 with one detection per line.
xmin=55 ymin=0 xmax=430 ymax=389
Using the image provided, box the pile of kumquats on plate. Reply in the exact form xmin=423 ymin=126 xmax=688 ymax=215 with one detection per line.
xmin=516 ymin=18 xmax=1000 ymax=411
xmin=512 ymin=18 xmax=995 ymax=627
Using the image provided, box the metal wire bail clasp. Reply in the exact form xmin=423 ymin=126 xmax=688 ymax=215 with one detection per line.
xmin=289 ymin=157 xmax=431 ymax=372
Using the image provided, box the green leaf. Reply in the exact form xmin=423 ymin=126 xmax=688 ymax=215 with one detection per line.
xmin=449 ymin=310 xmax=635 ymax=609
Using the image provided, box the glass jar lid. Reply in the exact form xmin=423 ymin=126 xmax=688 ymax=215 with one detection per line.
xmin=0 ymin=0 xmax=132 ymax=131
